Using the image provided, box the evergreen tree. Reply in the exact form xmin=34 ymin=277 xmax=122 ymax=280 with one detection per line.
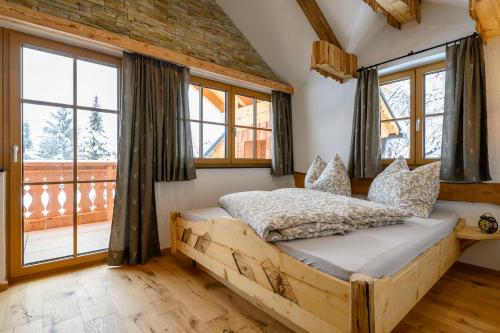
xmin=37 ymin=107 xmax=73 ymax=160
xmin=23 ymin=121 xmax=34 ymax=160
xmin=79 ymin=96 xmax=112 ymax=160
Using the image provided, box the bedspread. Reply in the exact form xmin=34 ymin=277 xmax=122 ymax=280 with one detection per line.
xmin=219 ymin=188 xmax=409 ymax=241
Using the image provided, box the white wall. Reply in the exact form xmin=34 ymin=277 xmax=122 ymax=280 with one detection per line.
xmin=155 ymin=169 xmax=293 ymax=248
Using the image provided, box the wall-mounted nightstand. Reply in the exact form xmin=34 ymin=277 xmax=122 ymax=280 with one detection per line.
xmin=456 ymin=225 xmax=500 ymax=251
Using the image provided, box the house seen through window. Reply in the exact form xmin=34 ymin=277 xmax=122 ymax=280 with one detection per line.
xmin=188 ymin=77 xmax=272 ymax=166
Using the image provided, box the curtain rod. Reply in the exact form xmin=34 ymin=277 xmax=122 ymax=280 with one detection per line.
xmin=358 ymin=32 xmax=480 ymax=72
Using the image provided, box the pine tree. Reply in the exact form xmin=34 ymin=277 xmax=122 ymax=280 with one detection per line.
xmin=37 ymin=107 xmax=73 ymax=160
xmin=23 ymin=121 xmax=34 ymax=160
xmin=79 ymin=96 xmax=111 ymax=160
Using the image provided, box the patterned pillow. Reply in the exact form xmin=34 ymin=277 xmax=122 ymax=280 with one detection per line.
xmin=304 ymin=155 xmax=327 ymax=189
xmin=367 ymin=157 xmax=409 ymax=206
xmin=310 ymin=155 xmax=351 ymax=196
xmin=368 ymin=158 xmax=441 ymax=218
xmin=399 ymin=162 xmax=441 ymax=218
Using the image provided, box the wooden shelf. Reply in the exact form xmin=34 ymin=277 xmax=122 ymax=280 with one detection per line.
xmin=456 ymin=225 xmax=500 ymax=241
xmin=310 ymin=40 xmax=357 ymax=83
xmin=470 ymin=0 xmax=500 ymax=43
xmin=456 ymin=225 xmax=500 ymax=252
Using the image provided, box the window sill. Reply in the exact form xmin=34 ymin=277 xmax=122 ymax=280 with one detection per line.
xmin=195 ymin=164 xmax=271 ymax=169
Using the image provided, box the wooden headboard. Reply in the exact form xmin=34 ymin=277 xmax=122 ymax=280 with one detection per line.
xmin=293 ymin=172 xmax=500 ymax=205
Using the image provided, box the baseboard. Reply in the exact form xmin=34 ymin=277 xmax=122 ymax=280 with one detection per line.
xmin=160 ymin=247 xmax=171 ymax=256
xmin=0 ymin=282 xmax=8 ymax=292
xmin=455 ymin=261 xmax=500 ymax=274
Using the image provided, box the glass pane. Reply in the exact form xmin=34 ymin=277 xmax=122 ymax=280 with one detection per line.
xmin=77 ymin=110 xmax=117 ymax=181
xmin=77 ymin=60 xmax=118 ymax=110
xmin=380 ymin=78 xmax=411 ymax=120
xmin=22 ymin=47 xmax=73 ymax=104
xmin=188 ymin=84 xmax=200 ymax=120
xmin=424 ymin=70 xmax=445 ymax=115
xmin=235 ymin=95 xmax=254 ymax=127
xmin=202 ymin=123 xmax=226 ymax=158
xmin=424 ymin=115 xmax=443 ymax=159
xmin=381 ymin=119 xmax=410 ymax=159
xmin=77 ymin=181 xmax=113 ymax=254
xmin=202 ymin=87 xmax=225 ymax=123
xmin=235 ymin=127 xmax=254 ymax=159
xmin=191 ymin=121 xmax=200 ymax=158
xmin=256 ymin=100 xmax=271 ymax=129
xmin=23 ymin=183 xmax=74 ymax=265
xmin=256 ymin=130 xmax=272 ymax=159
xmin=23 ymin=103 xmax=73 ymax=183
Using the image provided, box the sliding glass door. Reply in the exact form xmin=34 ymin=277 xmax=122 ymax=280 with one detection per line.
xmin=8 ymin=31 xmax=121 ymax=277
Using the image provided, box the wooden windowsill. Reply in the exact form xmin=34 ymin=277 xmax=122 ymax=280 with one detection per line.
xmin=195 ymin=164 xmax=271 ymax=169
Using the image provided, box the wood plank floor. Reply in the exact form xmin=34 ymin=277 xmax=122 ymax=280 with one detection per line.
xmin=0 ymin=255 xmax=498 ymax=333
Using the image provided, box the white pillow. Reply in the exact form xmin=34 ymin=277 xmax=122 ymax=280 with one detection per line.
xmin=368 ymin=158 xmax=441 ymax=218
xmin=304 ymin=155 xmax=326 ymax=189
xmin=310 ymin=155 xmax=351 ymax=196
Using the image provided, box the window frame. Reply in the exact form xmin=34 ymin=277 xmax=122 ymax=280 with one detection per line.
xmin=7 ymin=30 xmax=122 ymax=278
xmin=189 ymin=76 xmax=272 ymax=168
xmin=379 ymin=61 xmax=445 ymax=167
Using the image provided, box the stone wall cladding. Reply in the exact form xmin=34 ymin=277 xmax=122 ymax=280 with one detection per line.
xmin=8 ymin=0 xmax=280 ymax=81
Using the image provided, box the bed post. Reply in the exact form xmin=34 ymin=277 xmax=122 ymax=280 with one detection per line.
xmin=350 ymin=274 xmax=374 ymax=333
xmin=170 ymin=212 xmax=180 ymax=254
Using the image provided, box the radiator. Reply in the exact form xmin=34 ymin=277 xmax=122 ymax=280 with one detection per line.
xmin=0 ymin=171 xmax=6 ymax=284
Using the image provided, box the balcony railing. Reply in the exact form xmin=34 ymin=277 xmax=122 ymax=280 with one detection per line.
xmin=22 ymin=161 xmax=116 ymax=232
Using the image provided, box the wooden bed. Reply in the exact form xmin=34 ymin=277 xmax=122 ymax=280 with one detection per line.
xmin=170 ymin=212 xmax=465 ymax=333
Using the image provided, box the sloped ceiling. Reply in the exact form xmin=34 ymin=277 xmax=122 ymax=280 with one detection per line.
xmin=216 ymin=0 xmax=469 ymax=84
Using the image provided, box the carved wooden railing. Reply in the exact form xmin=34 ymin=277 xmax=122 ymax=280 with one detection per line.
xmin=23 ymin=161 xmax=116 ymax=232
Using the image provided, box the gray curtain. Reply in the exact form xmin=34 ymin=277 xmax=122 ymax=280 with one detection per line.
xmin=441 ymin=35 xmax=491 ymax=182
xmin=108 ymin=52 xmax=196 ymax=266
xmin=348 ymin=68 xmax=381 ymax=178
xmin=271 ymin=91 xmax=293 ymax=176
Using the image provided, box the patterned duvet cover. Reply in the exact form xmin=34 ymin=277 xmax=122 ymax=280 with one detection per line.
xmin=219 ymin=188 xmax=409 ymax=241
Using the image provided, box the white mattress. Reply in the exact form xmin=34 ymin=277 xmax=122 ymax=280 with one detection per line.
xmin=180 ymin=207 xmax=458 ymax=281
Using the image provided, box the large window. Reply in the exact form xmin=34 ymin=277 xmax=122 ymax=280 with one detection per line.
xmin=19 ymin=38 xmax=120 ymax=266
xmin=188 ymin=77 xmax=272 ymax=166
xmin=379 ymin=62 xmax=445 ymax=165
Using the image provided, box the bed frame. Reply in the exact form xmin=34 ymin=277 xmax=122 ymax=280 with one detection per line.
xmin=170 ymin=213 xmax=465 ymax=333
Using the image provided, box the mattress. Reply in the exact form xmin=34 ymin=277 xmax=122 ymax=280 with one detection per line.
xmin=180 ymin=207 xmax=458 ymax=281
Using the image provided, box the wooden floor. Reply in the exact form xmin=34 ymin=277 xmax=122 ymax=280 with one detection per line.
xmin=0 ymin=255 xmax=498 ymax=333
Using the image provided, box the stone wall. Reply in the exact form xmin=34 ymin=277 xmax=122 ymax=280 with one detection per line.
xmin=8 ymin=0 xmax=280 ymax=81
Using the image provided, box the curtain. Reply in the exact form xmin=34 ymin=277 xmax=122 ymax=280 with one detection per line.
xmin=108 ymin=52 xmax=196 ymax=266
xmin=441 ymin=35 xmax=491 ymax=182
xmin=271 ymin=91 xmax=294 ymax=176
xmin=348 ymin=68 xmax=381 ymax=178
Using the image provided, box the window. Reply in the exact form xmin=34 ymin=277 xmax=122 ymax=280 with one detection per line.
xmin=188 ymin=76 xmax=272 ymax=166
xmin=19 ymin=39 xmax=120 ymax=265
xmin=379 ymin=62 xmax=445 ymax=165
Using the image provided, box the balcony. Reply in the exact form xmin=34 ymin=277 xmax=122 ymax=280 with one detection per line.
xmin=22 ymin=161 xmax=116 ymax=264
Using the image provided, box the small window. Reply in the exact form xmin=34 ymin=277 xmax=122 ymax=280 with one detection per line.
xmin=379 ymin=61 xmax=445 ymax=166
xmin=189 ymin=77 xmax=271 ymax=167
xmin=188 ymin=82 xmax=227 ymax=161
xmin=234 ymin=95 xmax=272 ymax=160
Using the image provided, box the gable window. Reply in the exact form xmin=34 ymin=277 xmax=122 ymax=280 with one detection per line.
xmin=188 ymin=76 xmax=272 ymax=167
xmin=379 ymin=61 xmax=445 ymax=166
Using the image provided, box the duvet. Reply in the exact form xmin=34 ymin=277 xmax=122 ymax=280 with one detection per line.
xmin=219 ymin=188 xmax=409 ymax=241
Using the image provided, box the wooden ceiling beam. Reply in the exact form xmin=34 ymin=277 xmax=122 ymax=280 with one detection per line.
xmin=470 ymin=0 xmax=500 ymax=43
xmin=363 ymin=0 xmax=421 ymax=29
xmin=296 ymin=0 xmax=342 ymax=48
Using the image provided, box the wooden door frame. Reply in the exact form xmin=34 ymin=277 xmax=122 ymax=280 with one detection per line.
xmin=6 ymin=29 xmax=120 ymax=279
